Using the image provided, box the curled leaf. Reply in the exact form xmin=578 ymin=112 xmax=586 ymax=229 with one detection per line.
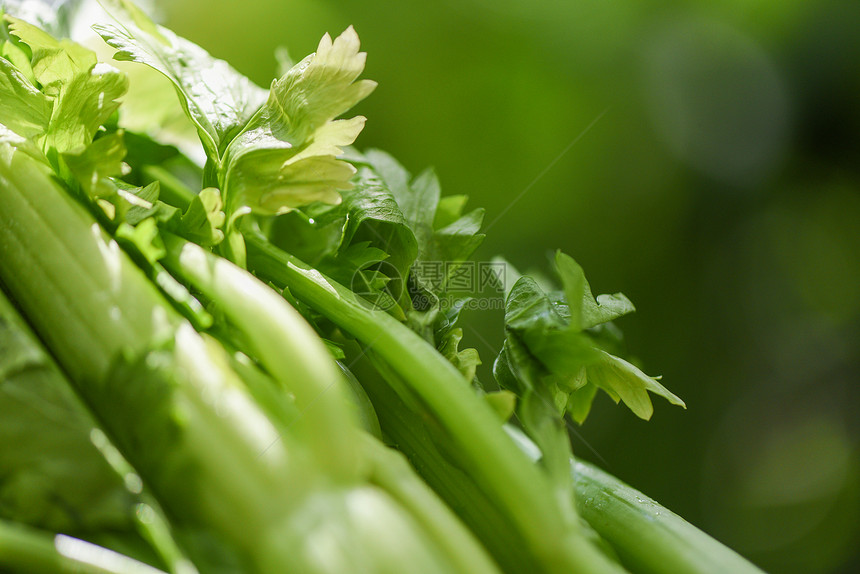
xmin=221 ymin=27 xmax=375 ymax=216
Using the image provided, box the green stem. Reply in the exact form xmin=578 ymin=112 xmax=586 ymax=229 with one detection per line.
xmin=572 ymin=460 xmax=765 ymax=574
xmin=0 ymin=141 xmax=311 ymax=573
xmin=159 ymin=232 xmax=360 ymax=481
xmin=246 ymin=235 xmax=625 ymax=573
xmin=361 ymin=435 xmax=502 ymax=574
xmin=0 ymin=285 xmax=196 ymax=574
xmin=352 ymin=349 xmax=549 ymax=574
xmin=0 ymin=519 xmax=167 ymax=574
xmin=503 ymin=422 xmax=764 ymax=574
xmin=0 ymin=144 xmax=180 ymax=383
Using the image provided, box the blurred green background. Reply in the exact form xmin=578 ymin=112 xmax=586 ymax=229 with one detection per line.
xmin=159 ymin=0 xmax=859 ymax=571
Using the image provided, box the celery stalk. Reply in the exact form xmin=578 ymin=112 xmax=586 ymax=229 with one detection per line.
xmin=159 ymin=232 xmax=359 ymax=481
xmin=245 ymin=234 xmax=627 ymax=574
xmin=0 ymin=141 xmax=307 ymax=572
xmin=572 ymin=460 xmax=765 ymax=574
xmin=0 ymin=519 xmax=167 ymax=574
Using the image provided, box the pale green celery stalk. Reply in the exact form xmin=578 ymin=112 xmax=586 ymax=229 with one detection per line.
xmin=502 ymin=423 xmax=764 ymax=574
xmin=0 ymin=286 xmax=196 ymax=574
xmin=0 ymin=519 xmax=167 ymax=574
xmin=361 ymin=434 xmax=501 ymax=574
xmin=225 ymin=347 xmax=304 ymax=432
xmin=245 ymin=234 xmax=626 ymax=574
xmin=0 ymin=149 xmax=177 ymax=384
xmin=571 ymin=460 xmax=765 ymax=574
xmin=351 ymin=348 xmax=543 ymax=574
xmin=158 ymin=232 xmax=360 ymax=481
xmin=158 ymin=234 xmax=507 ymax=573
xmin=0 ymin=142 xmax=320 ymax=572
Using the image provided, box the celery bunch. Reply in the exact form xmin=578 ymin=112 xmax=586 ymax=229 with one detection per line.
xmin=0 ymin=1 xmax=763 ymax=572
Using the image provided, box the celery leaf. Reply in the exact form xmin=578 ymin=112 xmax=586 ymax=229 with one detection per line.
xmin=221 ymin=27 xmax=375 ymax=216
xmin=0 ymin=55 xmax=51 ymax=139
xmin=94 ymin=0 xmax=267 ymax=162
xmin=496 ymin=252 xmax=684 ymax=424
xmin=6 ymin=14 xmax=127 ymax=154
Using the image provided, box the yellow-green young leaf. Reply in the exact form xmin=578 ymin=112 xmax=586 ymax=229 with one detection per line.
xmin=267 ymin=26 xmax=376 ymax=146
xmin=121 ymin=181 xmax=161 ymax=226
xmin=0 ymin=21 xmax=36 ymax=84
xmin=438 ymin=326 xmax=481 ymax=383
xmin=47 ymin=63 xmax=127 ymax=153
xmin=4 ymin=15 xmax=95 ymax=96
xmin=290 ymin=116 xmax=367 ymax=163
xmin=586 ymin=350 xmax=685 ymax=421
xmin=261 ymin=155 xmax=353 ymax=213
xmin=221 ymin=28 xmax=375 ymax=217
xmin=6 ymin=15 xmax=127 ymax=154
xmin=567 ymin=380 xmax=598 ymax=425
xmin=115 ymin=218 xmax=165 ymax=265
xmin=0 ymin=123 xmax=44 ymax=162
xmin=179 ymin=187 xmax=226 ymax=247
xmin=61 ymin=131 xmax=128 ymax=199
xmin=0 ymin=56 xmax=51 ymax=139
xmin=434 ymin=194 xmax=470 ymax=229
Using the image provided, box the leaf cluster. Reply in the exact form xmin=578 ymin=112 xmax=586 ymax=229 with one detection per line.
xmin=0 ymin=3 xmax=747 ymax=574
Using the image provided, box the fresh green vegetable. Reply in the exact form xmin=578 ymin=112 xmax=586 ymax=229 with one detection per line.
xmin=571 ymin=460 xmax=765 ymax=574
xmin=0 ymin=127 xmax=496 ymax=574
xmin=0 ymin=1 xmax=765 ymax=573
xmin=0 ymin=518 xmax=169 ymax=574
xmin=0 ymin=279 xmax=194 ymax=572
